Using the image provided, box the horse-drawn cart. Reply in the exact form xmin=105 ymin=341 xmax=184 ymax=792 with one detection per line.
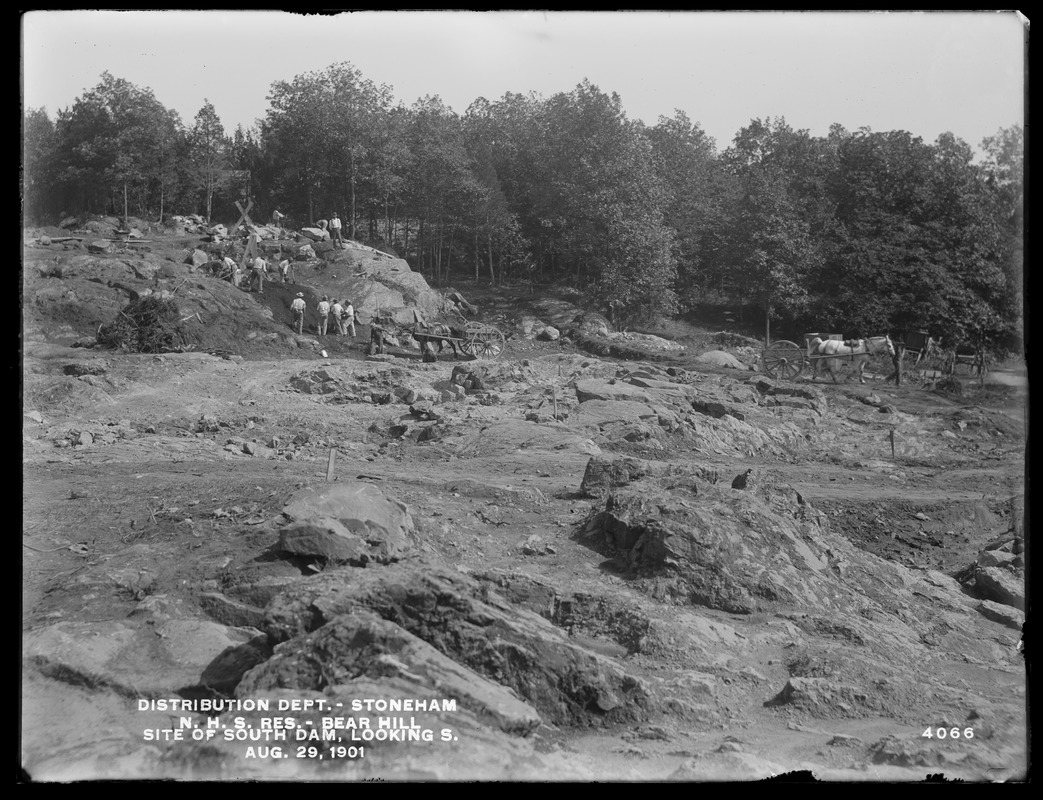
xmin=400 ymin=320 xmax=508 ymax=359
xmin=459 ymin=322 xmax=507 ymax=357
xmin=761 ymin=339 xmax=808 ymax=381
xmin=761 ymin=333 xmax=894 ymax=383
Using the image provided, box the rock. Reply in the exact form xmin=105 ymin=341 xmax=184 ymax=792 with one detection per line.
xmin=244 ymin=610 xmax=543 ymax=735
xmin=260 ymin=562 xmax=655 ymax=727
xmin=520 ymin=534 xmax=547 ymax=555
xmin=570 ymin=313 xmax=611 ymax=338
xmin=580 ymin=476 xmax=852 ymax=615
xmin=184 ymin=248 xmax=209 ymax=268
xmin=62 ymin=362 xmax=106 ymax=377
xmin=976 ymin=599 xmax=1025 ymax=630
xmin=196 ymin=414 xmax=220 ymax=433
xmin=76 ymin=431 xmax=94 ymax=447
xmin=289 ymin=369 xmax=343 ymax=395
xmin=300 ymin=227 xmax=330 ymax=242
xmin=25 ymin=410 xmax=44 ymax=424
xmin=977 ymin=550 xmax=1016 ymax=568
xmin=827 ymin=734 xmax=865 ymax=747
xmin=973 ymin=566 xmax=1024 ymax=610
xmin=537 ymin=325 xmax=561 ymax=341
xmin=279 ymin=517 xmax=371 ymax=563
xmin=296 ymin=243 xmax=316 ymax=259
xmin=281 ymin=482 xmax=416 ymax=562
xmin=579 ymin=455 xmax=672 ymax=497
xmin=87 ymin=240 xmax=114 ymax=254
xmin=517 ymin=316 xmax=542 ymax=337
xmin=768 ymin=677 xmax=863 ymax=713
xmin=199 ymin=593 xmax=267 ymax=629
xmin=695 ymin=350 xmax=746 ymax=369
xmin=242 ymin=441 xmax=272 ymax=458
xmin=24 ymin=619 xmax=268 ymax=697
xmin=574 ymin=379 xmax=653 ymax=404
xmin=691 ymin=399 xmax=744 ymax=420
xmin=731 ymin=469 xmax=755 ymax=490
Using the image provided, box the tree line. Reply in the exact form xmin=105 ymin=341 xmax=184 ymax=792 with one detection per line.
xmin=22 ymin=65 xmax=1024 ymax=350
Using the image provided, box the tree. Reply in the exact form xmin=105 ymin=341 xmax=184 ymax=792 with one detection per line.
xmin=151 ymin=107 xmax=186 ymax=223
xmin=645 ymin=110 xmax=732 ymax=308
xmin=521 ymin=81 xmax=678 ymax=320
xmin=23 ymin=107 xmax=58 ymax=224
xmin=50 ymin=72 xmax=174 ymax=220
xmin=189 ymin=101 xmax=228 ymax=223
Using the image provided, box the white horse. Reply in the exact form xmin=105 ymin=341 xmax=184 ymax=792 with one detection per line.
xmin=809 ymin=335 xmax=895 ymax=384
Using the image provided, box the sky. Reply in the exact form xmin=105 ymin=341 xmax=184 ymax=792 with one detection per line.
xmin=21 ymin=10 xmax=1026 ymax=154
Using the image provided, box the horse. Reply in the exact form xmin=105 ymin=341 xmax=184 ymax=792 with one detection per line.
xmin=407 ymin=322 xmax=467 ymax=361
xmin=808 ymin=335 xmax=895 ymax=384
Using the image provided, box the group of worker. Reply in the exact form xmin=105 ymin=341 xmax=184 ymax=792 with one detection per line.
xmin=290 ymin=293 xmax=357 ymax=338
xmin=220 ymin=252 xmax=296 ymax=292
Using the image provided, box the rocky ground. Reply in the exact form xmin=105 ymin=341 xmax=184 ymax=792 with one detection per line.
xmin=21 ymin=219 xmax=1027 ymax=782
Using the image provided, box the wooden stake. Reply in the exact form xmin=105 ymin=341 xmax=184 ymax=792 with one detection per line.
xmin=325 ymin=449 xmax=336 ymax=482
xmin=889 ymin=428 xmax=896 ymax=459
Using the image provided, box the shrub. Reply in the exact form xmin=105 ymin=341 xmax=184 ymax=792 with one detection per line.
xmin=97 ymin=295 xmax=193 ymax=353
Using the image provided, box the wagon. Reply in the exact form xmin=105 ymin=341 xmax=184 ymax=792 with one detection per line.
xmin=761 ymin=339 xmax=808 ymax=381
xmin=760 ymin=333 xmax=841 ymax=380
xmin=458 ymin=322 xmax=507 ymax=358
xmin=761 ymin=332 xmax=892 ymax=383
xmin=402 ymin=320 xmax=508 ymax=359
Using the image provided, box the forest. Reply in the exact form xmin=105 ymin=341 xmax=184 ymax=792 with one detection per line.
xmin=21 ymin=63 xmax=1024 ymax=351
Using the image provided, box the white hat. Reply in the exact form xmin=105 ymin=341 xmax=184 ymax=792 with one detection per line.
xmin=296 ymin=292 xmax=304 ymax=298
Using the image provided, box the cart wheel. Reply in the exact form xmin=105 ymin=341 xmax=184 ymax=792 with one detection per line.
xmin=762 ymin=340 xmax=804 ymax=381
xmin=468 ymin=333 xmax=498 ymax=357
xmin=481 ymin=331 xmax=505 ymax=357
xmin=460 ymin=336 xmax=477 ymax=356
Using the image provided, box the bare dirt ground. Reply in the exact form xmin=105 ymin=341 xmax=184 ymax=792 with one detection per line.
xmin=21 ymin=225 xmax=1028 ymax=783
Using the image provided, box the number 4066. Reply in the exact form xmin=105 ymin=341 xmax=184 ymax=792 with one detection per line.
xmin=923 ymin=727 xmax=974 ymax=739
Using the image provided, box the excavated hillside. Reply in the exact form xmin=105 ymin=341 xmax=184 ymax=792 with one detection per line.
xmin=21 ymin=219 xmax=1027 ymax=782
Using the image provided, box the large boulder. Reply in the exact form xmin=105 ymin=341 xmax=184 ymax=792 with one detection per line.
xmin=260 ymin=560 xmax=656 ymax=727
xmin=280 ymin=482 xmax=416 ymax=562
xmin=695 ymin=350 xmax=748 ymax=369
xmin=313 ymin=250 xmax=453 ymax=323
xmin=300 ymin=227 xmax=330 ymax=242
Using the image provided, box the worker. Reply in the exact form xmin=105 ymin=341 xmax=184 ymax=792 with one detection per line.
xmin=251 ymin=255 xmax=268 ymax=293
xmin=291 ymin=292 xmax=306 ymax=335
xmin=272 ymin=209 xmax=285 ymax=227
xmin=330 ymin=299 xmax=344 ymax=335
xmin=317 ymin=295 xmax=331 ymax=336
xmin=343 ymin=299 xmax=356 ymax=338
xmin=279 ymin=256 xmax=293 ymax=284
xmin=369 ymin=316 xmax=387 ymax=355
xmin=222 ymin=254 xmax=239 ymax=287
xmin=329 ymin=212 xmax=344 ymax=249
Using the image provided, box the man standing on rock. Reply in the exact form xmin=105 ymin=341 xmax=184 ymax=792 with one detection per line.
xmin=329 ymin=212 xmax=345 ymax=249
xmin=251 ymin=255 xmax=268 ymax=293
xmin=317 ymin=295 xmax=331 ymax=335
xmin=291 ymin=292 xmax=306 ymax=335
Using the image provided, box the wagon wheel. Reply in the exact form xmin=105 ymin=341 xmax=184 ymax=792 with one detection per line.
xmin=762 ymin=340 xmax=804 ymax=381
xmin=470 ymin=331 xmax=504 ymax=357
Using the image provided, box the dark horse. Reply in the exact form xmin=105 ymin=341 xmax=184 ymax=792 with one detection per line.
xmin=408 ymin=322 xmax=468 ymax=361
